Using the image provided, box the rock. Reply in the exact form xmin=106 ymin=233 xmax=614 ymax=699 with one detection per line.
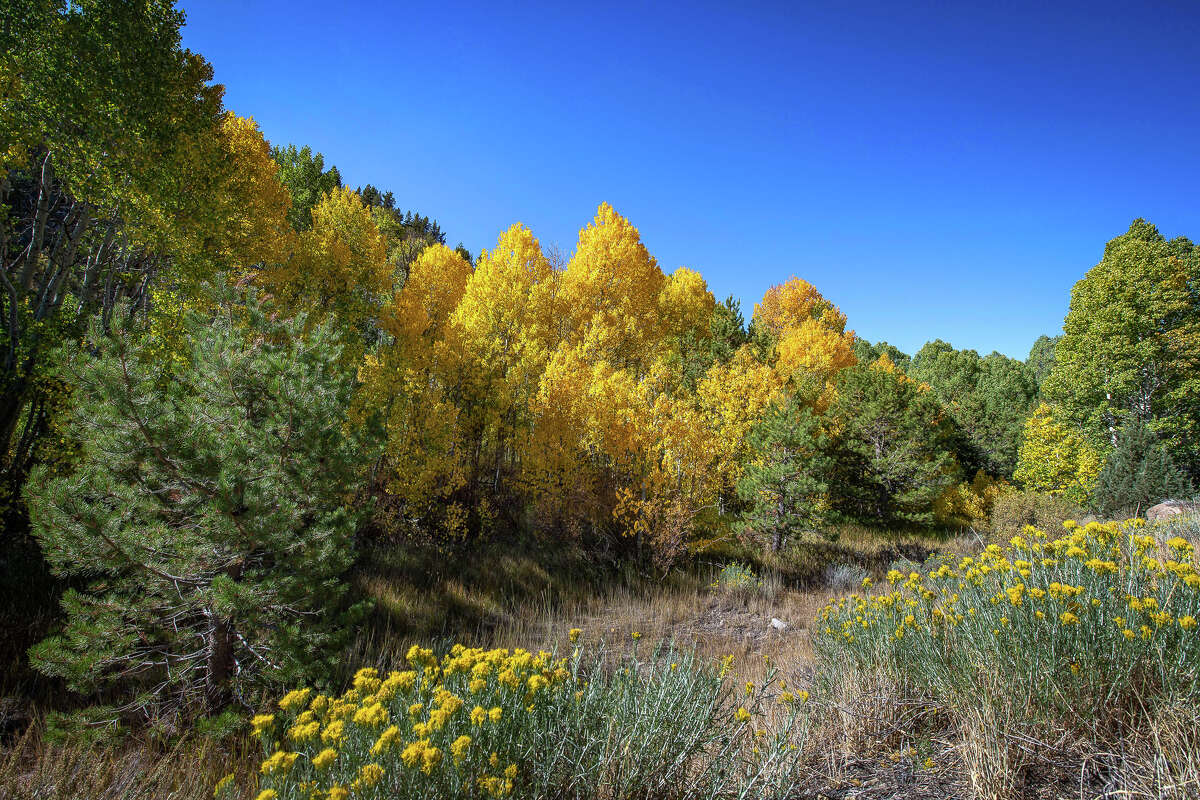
xmin=770 ymin=617 xmax=788 ymax=632
xmin=1146 ymin=500 xmax=1200 ymax=522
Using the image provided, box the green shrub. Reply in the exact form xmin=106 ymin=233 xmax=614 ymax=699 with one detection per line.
xmin=988 ymin=489 xmax=1082 ymax=535
xmin=713 ymin=561 xmax=761 ymax=593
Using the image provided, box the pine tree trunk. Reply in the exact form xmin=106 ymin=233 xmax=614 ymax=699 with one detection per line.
xmin=204 ymin=614 xmax=235 ymax=711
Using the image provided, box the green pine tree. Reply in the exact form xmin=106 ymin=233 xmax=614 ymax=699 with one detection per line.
xmin=26 ymin=288 xmax=374 ymax=715
xmin=737 ymin=396 xmax=834 ymax=552
xmin=1091 ymin=417 xmax=1192 ymax=516
xmin=826 ymin=362 xmax=961 ymax=526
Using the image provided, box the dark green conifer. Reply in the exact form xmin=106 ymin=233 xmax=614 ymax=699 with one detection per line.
xmin=26 ymin=288 xmax=373 ymax=715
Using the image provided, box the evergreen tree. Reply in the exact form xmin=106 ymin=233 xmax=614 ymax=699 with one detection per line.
xmin=26 ymin=288 xmax=373 ymax=715
xmin=1025 ymin=334 xmax=1059 ymax=392
xmin=271 ymin=143 xmax=342 ymax=230
xmin=825 ymin=361 xmax=961 ymax=526
xmin=853 ymin=338 xmax=911 ymax=372
xmin=737 ymin=396 xmax=833 ymax=551
xmin=1091 ymin=417 xmax=1192 ymax=516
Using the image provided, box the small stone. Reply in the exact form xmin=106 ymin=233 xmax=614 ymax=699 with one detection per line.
xmin=770 ymin=617 xmax=788 ymax=632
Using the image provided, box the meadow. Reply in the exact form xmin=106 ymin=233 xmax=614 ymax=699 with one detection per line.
xmin=4 ymin=514 xmax=1199 ymax=800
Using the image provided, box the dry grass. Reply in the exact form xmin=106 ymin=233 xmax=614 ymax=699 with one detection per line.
xmin=0 ymin=724 xmax=257 ymax=800
xmin=16 ymin=524 xmax=1194 ymax=799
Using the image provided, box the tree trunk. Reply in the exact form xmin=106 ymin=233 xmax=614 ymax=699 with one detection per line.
xmin=204 ymin=613 xmax=236 ymax=711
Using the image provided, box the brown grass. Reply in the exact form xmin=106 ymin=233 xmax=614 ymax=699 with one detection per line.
xmin=10 ymin=525 xmax=1195 ymax=799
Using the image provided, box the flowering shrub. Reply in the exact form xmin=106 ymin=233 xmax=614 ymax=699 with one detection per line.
xmin=713 ymin=561 xmax=761 ymax=592
xmin=813 ymin=518 xmax=1200 ymax=724
xmin=221 ymin=638 xmax=811 ymax=800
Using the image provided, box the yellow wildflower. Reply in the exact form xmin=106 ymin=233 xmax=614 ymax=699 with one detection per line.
xmin=451 ymin=734 xmax=472 ymax=761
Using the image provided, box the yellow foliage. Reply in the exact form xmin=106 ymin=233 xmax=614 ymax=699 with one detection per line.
xmin=776 ymin=317 xmax=857 ymax=387
xmin=209 ymin=114 xmax=295 ymax=270
xmin=752 ymin=276 xmax=847 ymax=339
xmin=258 ymin=186 xmax=390 ymax=346
xmin=1014 ymin=404 xmax=1102 ymax=504
xmin=560 ymin=203 xmax=667 ymax=372
xmin=383 ymin=244 xmax=472 ymax=352
xmin=934 ymin=471 xmax=1011 ymax=528
xmin=658 ymin=266 xmax=716 ymax=342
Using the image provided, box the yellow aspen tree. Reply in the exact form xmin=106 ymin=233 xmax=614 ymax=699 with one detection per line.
xmin=355 ymin=244 xmax=477 ymax=537
xmin=753 ymin=276 xmax=846 ymax=339
xmin=382 ymin=243 xmax=472 ymax=354
xmin=658 ymin=266 xmax=716 ymax=343
xmin=695 ymin=347 xmax=786 ymax=492
xmin=450 ymin=223 xmax=558 ymax=499
xmin=1014 ymin=403 xmax=1102 ymax=503
xmin=559 ymin=203 xmax=667 ymax=373
xmin=752 ymin=277 xmax=857 ymax=406
xmin=257 ymin=186 xmax=391 ymax=350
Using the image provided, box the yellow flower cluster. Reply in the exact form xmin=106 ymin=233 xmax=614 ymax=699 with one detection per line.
xmin=814 ymin=520 xmax=1200 ymax=714
xmin=233 ymin=644 xmax=575 ymax=799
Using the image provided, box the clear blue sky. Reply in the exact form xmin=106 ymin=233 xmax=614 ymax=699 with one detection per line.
xmin=180 ymin=0 xmax=1200 ymax=359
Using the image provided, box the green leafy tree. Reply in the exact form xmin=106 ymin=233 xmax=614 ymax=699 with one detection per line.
xmin=826 ymin=362 xmax=960 ymax=526
xmin=737 ymin=396 xmax=833 ymax=552
xmin=272 ymin=144 xmax=342 ymax=231
xmin=1 ymin=0 xmax=224 ymax=518
xmin=1025 ymin=334 xmax=1059 ymax=392
xmin=1091 ymin=417 xmax=1192 ymax=516
xmin=910 ymin=340 xmax=1036 ymax=478
xmin=1042 ymin=219 xmax=1200 ymax=477
xmin=26 ymin=288 xmax=373 ymax=714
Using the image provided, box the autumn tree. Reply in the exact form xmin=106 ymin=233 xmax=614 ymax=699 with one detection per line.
xmin=751 ymin=277 xmax=856 ymax=404
xmin=257 ymin=186 xmax=391 ymax=358
xmin=1013 ymin=404 xmax=1102 ymax=504
xmin=27 ymin=289 xmax=372 ymax=715
xmin=559 ymin=203 xmax=670 ymax=373
xmin=449 ymin=222 xmax=556 ymax=522
xmin=1042 ymin=219 xmax=1200 ymax=477
xmin=357 ymin=244 xmax=475 ymax=538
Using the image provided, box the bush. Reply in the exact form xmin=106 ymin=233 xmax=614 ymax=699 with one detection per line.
xmin=933 ymin=471 xmax=1009 ymax=529
xmin=712 ymin=561 xmax=762 ymax=594
xmin=813 ymin=518 xmax=1200 ymax=740
xmin=988 ymin=489 xmax=1082 ymax=535
xmin=224 ymin=639 xmax=811 ymax=799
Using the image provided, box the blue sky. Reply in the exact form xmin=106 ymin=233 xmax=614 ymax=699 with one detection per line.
xmin=180 ymin=0 xmax=1200 ymax=359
